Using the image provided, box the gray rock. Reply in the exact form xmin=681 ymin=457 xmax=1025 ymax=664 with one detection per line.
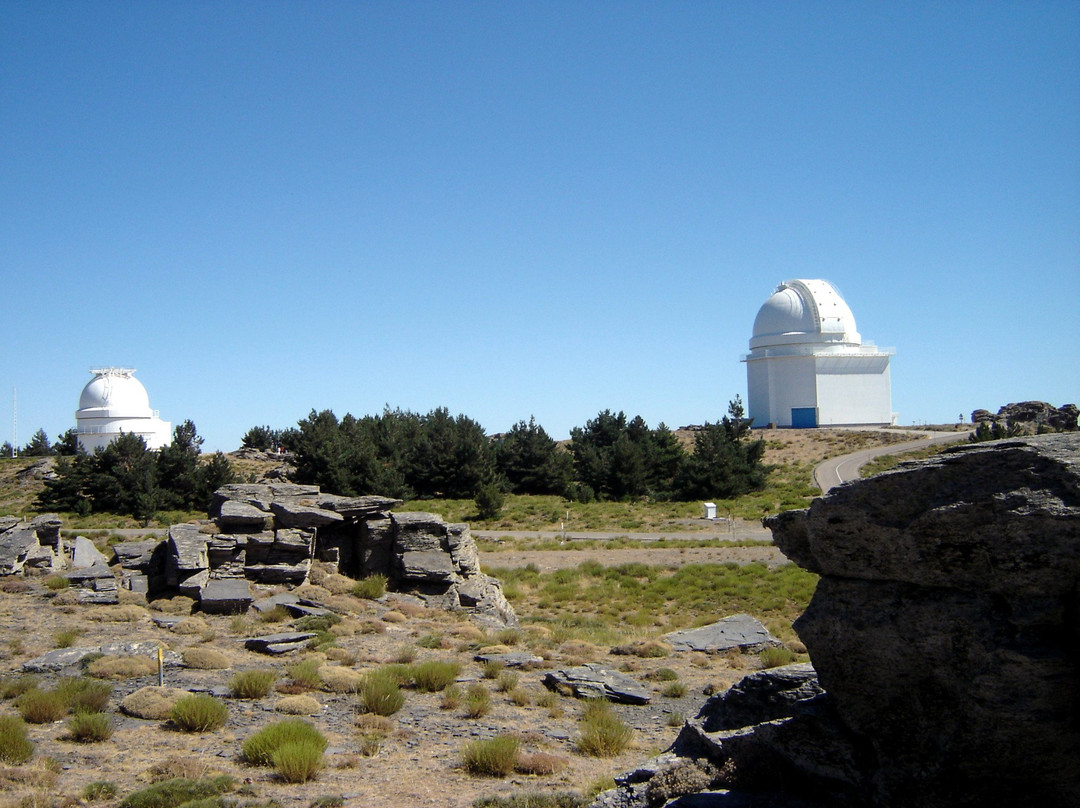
xmin=167 ymin=524 xmax=210 ymax=573
xmin=199 ymin=578 xmax=253 ymax=614
xmin=72 ymin=536 xmax=110 ymax=569
xmin=767 ymin=433 xmax=1080 ymax=808
xmin=664 ymin=614 xmax=782 ymax=654
xmin=392 ymin=512 xmax=447 ymax=553
xmin=217 ymin=499 xmax=271 ymax=527
xmin=399 ymin=549 xmax=456 ymax=582
xmin=0 ymin=523 xmax=39 ymax=575
xmin=269 ymin=498 xmax=344 ymax=529
xmin=543 ymin=662 xmax=651 ymax=704
xmin=317 ymin=494 xmax=402 ymax=518
xmin=250 ymin=592 xmax=301 ymax=613
xmin=245 ymin=632 xmax=317 ymax=654
xmin=23 ymin=641 xmax=180 ymax=672
xmin=473 ymin=652 xmax=545 ymax=668
xmin=112 ymin=539 xmax=163 ymax=571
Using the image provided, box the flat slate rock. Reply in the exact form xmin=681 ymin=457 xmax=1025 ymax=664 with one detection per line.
xmin=543 ymin=662 xmax=651 ymax=704
xmin=474 ymin=652 xmax=545 ymax=669
xmin=199 ymin=578 xmax=253 ymax=614
xmin=72 ymin=536 xmax=111 ymax=569
xmin=664 ymin=614 xmax=782 ymax=654
xmin=250 ymin=592 xmax=301 ymax=613
xmin=23 ymin=641 xmax=181 ymax=672
xmin=245 ymin=632 xmax=317 ymax=654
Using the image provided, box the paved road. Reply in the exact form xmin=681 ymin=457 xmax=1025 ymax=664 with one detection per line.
xmin=813 ymin=430 xmax=969 ymax=494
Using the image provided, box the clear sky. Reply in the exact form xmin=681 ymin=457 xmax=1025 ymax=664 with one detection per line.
xmin=3 ymin=2 xmax=1078 ymax=452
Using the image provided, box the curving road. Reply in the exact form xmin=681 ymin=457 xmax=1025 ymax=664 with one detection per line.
xmin=813 ymin=430 xmax=969 ymax=494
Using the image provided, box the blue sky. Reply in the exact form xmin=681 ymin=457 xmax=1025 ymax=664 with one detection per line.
xmin=2 ymin=2 xmax=1077 ymax=452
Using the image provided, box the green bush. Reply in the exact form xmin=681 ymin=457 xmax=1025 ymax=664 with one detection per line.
xmin=411 ymin=660 xmax=461 ymax=692
xmin=358 ymin=669 xmax=406 ymax=716
xmin=117 ymin=775 xmax=236 ymax=808
xmin=495 ymin=670 xmax=519 ymax=693
xmin=67 ymin=711 xmax=114 ymax=742
xmin=461 ymin=734 xmax=520 ymax=777
xmin=759 ymin=646 xmax=798 ymax=669
xmin=472 ymin=793 xmax=586 ymax=808
xmin=242 ymin=719 xmax=328 ymax=767
xmin=170 ymin=694 xmax=229 ymax=732
xmin=660 ymin=681 xmax=687 ymax=698
xmin=577 ymin=701 xmax=633 ymax=757
xmin=55 ymin=676 xmax=113 ymax=714
xmin=475 ymin=484 xmax=505 ymax=521
xmin=230 ymin=669 xmax=278 ymax=699
xmin=82 ymin=781 xmax=119 ymax=801
xmin=16 ymin=688 xmax=67 ymax=723
xmin=273 ymin=739 xmax=325 ymax=783
xmin=43 ymin=574 xmax=70 ymax=591
xmin=462 ymin=683 xmax=492 ymax=719
xmin=54 ymin=628 xmax=82 ymax=648
xmin=0 ymin=674 xmax=40 ymax=700
xmin=351 ymin=574 xmax=388 ymax=600
xmin=286 ymin=658 xmax=323 ymax=691
xmin=0 ymin=715 xmax=34 ymax=764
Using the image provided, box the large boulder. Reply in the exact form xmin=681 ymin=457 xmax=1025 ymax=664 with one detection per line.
xmin=768 ymin=434 xmax=1080 ymax=807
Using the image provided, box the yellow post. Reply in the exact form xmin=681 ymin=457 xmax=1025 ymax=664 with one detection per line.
xmin=157 ymin=647 xmax=164 ymax=687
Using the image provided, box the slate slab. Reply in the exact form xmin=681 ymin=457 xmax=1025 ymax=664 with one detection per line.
xmin=23 ymin=641 xmax=181 ymax=672
xmin=474 ymin=652 xmax=545 ymax=669
xmin=664 ymin=614 xmax=782 ymax=654
xmin=245 ymin=632 xmax=317 ymax=654
xmin=72 ymin=536 xmax=111 ymax=569
xmin=199 ymin=578 xmax=253 ymax=614
xmin=543 ymin=662 xmax=651 ymax=704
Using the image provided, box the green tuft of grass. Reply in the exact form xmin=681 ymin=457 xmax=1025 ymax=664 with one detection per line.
xmin=0 ymin=714 xmax=34 ymax=764
xmin=285 ymin=658 xmax=323 ymax=691
xmin=461 ymin=734 xmax=520 ymax=777
xmin=229 ymin=669 xmax=278 ymax=699
xmin=170 ymin=694 xmax=228 ymax=732
xmin=351 ymin=573 xmax=388 ymax=600
xmin=66 ymin=711 xmax=114 ymax=742
xmin=16 ymin=688 xmax=68 ymax=724
xmin=577 ymin=701 xmax=633 ymax=758
xmin=462 ymin=683 xmax=492 ymax=719
xmin=242 ymin=719 xmax=327 ymax=767
xmin=759 ymin=645 xmax=798 ymax=669
xmin=82 ymin=781 xmax=119 ymax=801
xmin=117 ymin=775 xmax=236 ymax=808
xmin=273 ymin=739 xmax=326 ymax=783
xmin=358 ymin=669 xmax=406 ymax=716
xmin=411 ymin=660 xmax=461 ymax=693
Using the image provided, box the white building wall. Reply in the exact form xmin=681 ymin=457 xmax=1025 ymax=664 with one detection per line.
xmin=76 ymin=417 xmax=172 ymax=452
xmin=814 ymin=355 xmax=892 ymax=425
xmin=747 ymin=355 xmax=818 ymax=427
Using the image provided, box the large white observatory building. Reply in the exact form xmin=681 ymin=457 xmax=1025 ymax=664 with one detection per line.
xmin=743 ymin=280 xmax=894 ymax=428
xmin=75 ymin=368 xmax=172 ymax=452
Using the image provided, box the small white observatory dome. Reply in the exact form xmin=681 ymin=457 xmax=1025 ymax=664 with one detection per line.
xmin=743 ymin=280 xmax=894 ymax=428
xmin=75 ymin=368 xmax=172 ymax=452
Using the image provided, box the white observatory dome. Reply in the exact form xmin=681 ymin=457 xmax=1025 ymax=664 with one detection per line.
xmin=75 ymin=368 xmax=172 ymax=452
xmin=78 ymin=370 xmax=153 ymax=417
xmin=749 ymin=279 xmax=860 ymax=350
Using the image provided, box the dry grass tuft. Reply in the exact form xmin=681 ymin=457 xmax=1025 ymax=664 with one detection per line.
xmin=319 ymin=666 xmax=363 ymax=694
xmin=88 ymin=605 xmax=147 ymax=622
xmin=170 ymin=616 xmax=211 ymax=635
xmin=275 ymin=695 xmax=322 ymax=715
xmin=120 ymin=687 xmax=187 ymax=720
xmin=86 ymin=654 xmax=158 ymax=679
xmin=149 ymin=596 xmax=195 ymax=614
xmin=381 ymin=611 xmax=406 ymax=624
xmin=181 ymin=647 xmax=231 ymax=670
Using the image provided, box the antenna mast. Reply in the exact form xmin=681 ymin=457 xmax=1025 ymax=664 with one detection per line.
xmin=11 ymin=387 xmax=17 ymax=458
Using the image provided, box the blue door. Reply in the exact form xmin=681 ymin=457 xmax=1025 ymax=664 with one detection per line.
xmin=791 ymin=407 xmax=817 ymax=428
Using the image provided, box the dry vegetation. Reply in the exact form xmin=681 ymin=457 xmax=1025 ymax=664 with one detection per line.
xmin=0 ymin=428 xmax=930 ymax=807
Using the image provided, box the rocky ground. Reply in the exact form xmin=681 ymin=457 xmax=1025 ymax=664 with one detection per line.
xmin=0 ymin=561 xmax=770 ymax=808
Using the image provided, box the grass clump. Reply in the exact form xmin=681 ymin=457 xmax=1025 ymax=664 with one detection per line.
xmin=577 ymin=701 xmax=633 ymax=758
xmin=273 ymin=739 xmax=326 ymax=783
xmin=170 ymin=694 xmax=229 ymax=732
xmin=82 ymin=781 xmax=118 ymax=801
xmin=358 ymin=669 xmax=406 ymax=716
xmin=66 ymin=711 xmax=114 ymax=742
xmin=461 ymin=734 xmax=520 ymax=777
xmin=16 ymin=688 xmax=68 ymax=724
xmin=55 ymin=676 xmax=113 ymax=713
xmin=660 ymin=681 xmax=687 ymax=698
xmin=276 ymin=695 xmax=322 ymax=716
xmin=0 ymin=715 xmax=34 ymax=763
xmin=0 ymin=674 xmax=40 ymax=700
xmin=412 ymin=660 xmax=461 ymax=692
xmin=117 ymin=774 xmax=236 ymax=808
xmin=242 ymin=719 xmax=328 ymax=767
xmin=462 ymin=683 xmax=492 ymax=719
xmin=495 ymin=670 xmax=519 ymax=693
xmin=229 ymin=669 xmax=278 ymax=699
xmin=181 ymin=647 xmax=231 ymax=670
xmin=352 ymin=573 xmax=387 ymax=600
xmin=43 ymin=575 xmax=70 ymax=591
xmin=472 ymin=794 xmax=586 ymax=808
xmin=285 ymin=658 xmax=323 ymax=691
xmin=515 ymin=751 xmax=569 ymax=776
xmin=759 ymin=646 xmax=798 ymax=669
xmin=54 ymin=628 xmax=82 ymax=648
xmin=87 ymin=654 xmax=158 ymax=679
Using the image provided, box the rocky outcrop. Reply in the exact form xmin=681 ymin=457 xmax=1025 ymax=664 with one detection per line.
xmin=593 ymin=434 xmax=1080 ymax=808
xmin=0 ymin=514 xmax=63 ymax=575
xmin=663 ymin=614 xmax=781 ymax=654
xmin=120 ymin=482 xmax=518 ymax=625
xmin=971 ymin=400 xmax=1078 ymax=432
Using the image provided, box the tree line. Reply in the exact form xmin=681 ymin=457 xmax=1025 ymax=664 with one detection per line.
xmin=35 ymin=421 xmax=236 ymax=522
xmin=242 ymin=398 xmax=766 ymax=504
